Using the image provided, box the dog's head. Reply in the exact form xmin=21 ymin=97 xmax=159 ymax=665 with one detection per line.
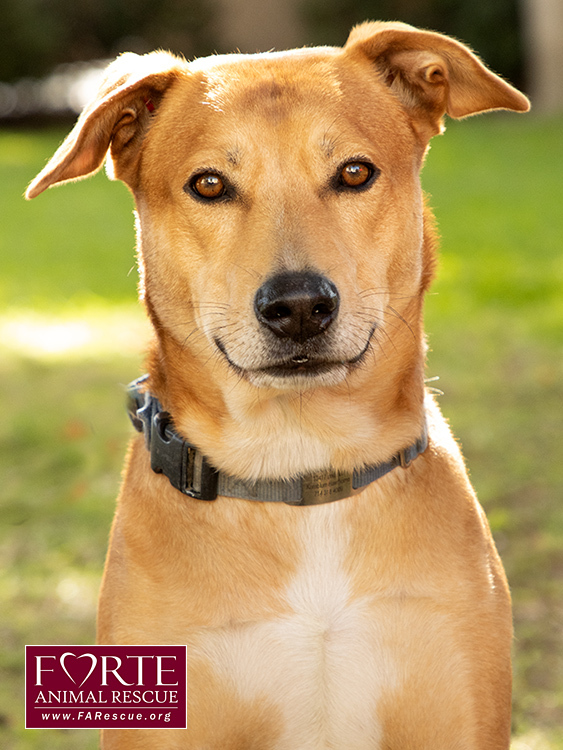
xmin=28 ymin=23 xmax=528 ymax=397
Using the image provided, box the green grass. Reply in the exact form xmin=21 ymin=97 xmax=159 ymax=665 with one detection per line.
xmin=0 ymin=116 xmax=562 ymax=748
xmin=0 ymin=130 xmax=137 ymax=309
xmin=0 ymin=130 xmax=140 ymax=749
xmin=422 ymin=116 xmax=563 ymax=743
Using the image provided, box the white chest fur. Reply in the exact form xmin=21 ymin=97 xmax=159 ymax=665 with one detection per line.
xmin=191 ymin=503 xmax=395 ymax=749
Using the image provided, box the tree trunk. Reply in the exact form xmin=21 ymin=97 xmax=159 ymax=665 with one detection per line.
xmin=213 ymin=0 xmax=306 ymax=53
xmin=522 ymin=0 xmax=563 ymax=112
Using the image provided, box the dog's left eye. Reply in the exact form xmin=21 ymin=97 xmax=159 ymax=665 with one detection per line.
xmin=189 ymin=173 xmax=226 ymax=200
xmin=338 ymin=161 xmax=377 ymax=189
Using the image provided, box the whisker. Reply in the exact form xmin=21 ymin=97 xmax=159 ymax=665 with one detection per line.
xmin=230 ymin=262 xmax=261 ymax=280
xmin=387 ymin=305 xmax=416 ymax=339
xmin=181 ymin=329 xmax=209 ymax=351
xmin=359 ymin=291 xmax=417 ymax=305
xmin=375 ymin=326 xmax=397 ymax=354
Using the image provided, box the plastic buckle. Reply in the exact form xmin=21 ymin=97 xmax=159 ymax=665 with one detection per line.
xmin=150 ymin=411 xmax=217 ymax=501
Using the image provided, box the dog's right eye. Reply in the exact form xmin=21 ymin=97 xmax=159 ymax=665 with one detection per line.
xmin=188 ymin=173 xmax=226 ymax=200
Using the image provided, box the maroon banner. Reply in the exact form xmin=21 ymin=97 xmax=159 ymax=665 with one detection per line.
xmin=25 ymin=645 xmax=187 ymax=729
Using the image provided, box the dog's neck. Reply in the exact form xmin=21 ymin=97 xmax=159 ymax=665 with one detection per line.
xmin=128 ymin=377 xmax=429 ymax=503
xmin=143 ymin=318 xmax=427 ymax=483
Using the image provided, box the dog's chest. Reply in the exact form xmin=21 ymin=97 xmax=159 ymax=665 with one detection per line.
xmin=192 ymin=504 xmax=393 ymax=748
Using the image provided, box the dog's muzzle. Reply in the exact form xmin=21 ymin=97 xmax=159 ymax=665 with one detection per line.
xmin=215 ymin=270 xmax=375 ymax=385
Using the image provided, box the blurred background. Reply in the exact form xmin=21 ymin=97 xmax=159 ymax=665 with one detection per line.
xmin=0 ymin=1 xmax=562 ymax=748
xmin=1 ymin=0 xmax=563 ymax=118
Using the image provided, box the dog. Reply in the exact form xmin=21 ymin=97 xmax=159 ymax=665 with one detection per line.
xmin=27 ymin=21 xmax=529 ymax=749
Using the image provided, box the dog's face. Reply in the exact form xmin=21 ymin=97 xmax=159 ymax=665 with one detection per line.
xmin=27 ymin=22 xmax=528 ymax=398
xmin=137 ymin=49 xmax=426 ymax=390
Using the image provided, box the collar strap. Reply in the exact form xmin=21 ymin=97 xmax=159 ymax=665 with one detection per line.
xmin=126 ymin=376 xmax=428 ymax=506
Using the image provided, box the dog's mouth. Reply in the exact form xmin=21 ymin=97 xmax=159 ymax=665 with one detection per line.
xmin=214 ymin=327 xmax=374 ymax=385
xmin=259 ymin=356 xmax=344 ymax=378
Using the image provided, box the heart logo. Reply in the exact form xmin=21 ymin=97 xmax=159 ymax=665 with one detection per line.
xmin=60 ymin=652 xmax=97 ymax=687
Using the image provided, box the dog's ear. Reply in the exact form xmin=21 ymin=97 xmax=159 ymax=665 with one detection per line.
xmin=345 ymin=21 xmax=530 ymax=140
xmin=26 ymin=51 xmax=183 ymax=199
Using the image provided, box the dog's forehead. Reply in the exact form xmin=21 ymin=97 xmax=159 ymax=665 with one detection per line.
xmin=189 ymin=48 xmax=346 ymax=113
xmin=159 ymin=47 xmax=410 ymax=153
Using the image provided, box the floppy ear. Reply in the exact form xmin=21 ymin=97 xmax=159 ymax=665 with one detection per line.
xmin=345 ymin=21 xmax=530 ymax=140
xmin=26 ymin=51 xmax=183 ymax=199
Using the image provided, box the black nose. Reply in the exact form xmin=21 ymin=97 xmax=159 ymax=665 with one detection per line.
xmin=254 ymin=271 xmax=340 ymax=343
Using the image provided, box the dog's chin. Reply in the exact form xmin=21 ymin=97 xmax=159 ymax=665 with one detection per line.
xmin=246 ymin=362 xmax=350 ymax=390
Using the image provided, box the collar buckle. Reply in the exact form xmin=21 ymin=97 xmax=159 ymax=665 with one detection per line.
xmin=127 ymin=377 xmax=218 ymax=501
xmin=150 ymin=411 xmax=218 ymax=501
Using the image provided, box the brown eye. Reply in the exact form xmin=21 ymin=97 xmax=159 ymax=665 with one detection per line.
xmin=339 ymin=162 xmax=373 ymax=188
xmin=191 ymin=173 xmax=226 ymax=199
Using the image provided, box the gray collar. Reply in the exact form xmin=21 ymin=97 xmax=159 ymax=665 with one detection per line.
xmin=127 ymin=376 xmax=428 ymax=506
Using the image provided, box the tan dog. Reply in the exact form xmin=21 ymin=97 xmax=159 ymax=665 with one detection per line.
xmin=28 ymin=21 xmax=529 ymax=749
